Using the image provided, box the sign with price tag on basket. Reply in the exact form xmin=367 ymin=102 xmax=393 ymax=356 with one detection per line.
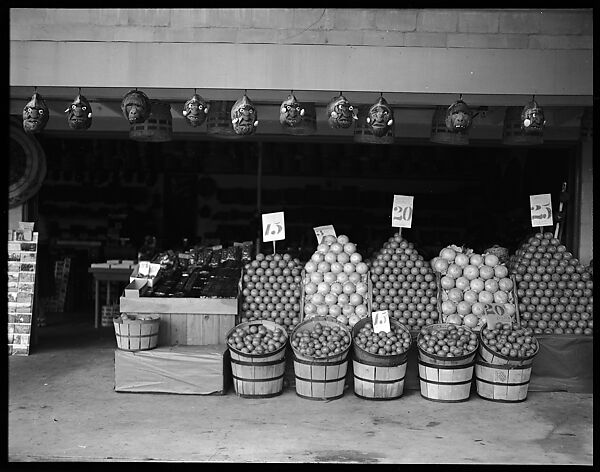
xmin=530 ymin=193 xmax=553 ymax=228
xmin=313 ymin=225 xmax=336 ymax=244
xmin=484 ymin=303 xmax=514 ymax=329
xmin=392 ymin=195 xmax=414 ymax=228
xmin=372 ymin=310 xmax=391 ymax=334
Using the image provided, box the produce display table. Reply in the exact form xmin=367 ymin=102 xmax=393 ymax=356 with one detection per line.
xmin=119 ymin=290 xmax=238 ymax=346
xmin=88 ymin=267 xmax=133 ymax=329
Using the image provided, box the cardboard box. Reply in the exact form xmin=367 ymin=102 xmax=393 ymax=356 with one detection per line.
xmin=114 ymin=344 xmax=231 ymax=395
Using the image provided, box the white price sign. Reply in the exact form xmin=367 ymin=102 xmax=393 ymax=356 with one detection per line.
xmin=138 ymin=261 xmax=150 ymax=277
xmin=530 ymin=193 xmax=553 ymax=228
xmin=392 ymin=195 xmax=414 ymax=228
xmin=262 ymin=212 xmax=286 ymax=243
xmin=313 ymin=225 xmax=336 ymax=244
xmin=372 ymin=310 xmax=391 ymax=334
xmin=484 ymin=303 xmax=514 ymax=329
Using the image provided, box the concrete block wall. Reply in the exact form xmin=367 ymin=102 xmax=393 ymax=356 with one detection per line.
xmin=10 ymin=8 xmax=593 ymax=50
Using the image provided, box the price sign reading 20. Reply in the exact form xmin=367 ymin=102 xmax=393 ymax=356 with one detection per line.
xmin=392 ymin=195 xmax=414 ymax=228
xmin=262 ymin=211 xmax=286 ymax=243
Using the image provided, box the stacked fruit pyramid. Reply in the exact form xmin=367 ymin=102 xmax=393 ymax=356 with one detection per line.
xmin=239 ymin=252 xmax=303 ymax=332
xmin=431 ymin=244 xmax=517 ymax=330
xmin=302 ymin=234 xmax=370 ymax=327
xmin=509 ymin=232 xmax=593 ymax=335
xmin=369 ymin=232 xmax=439 ymax=331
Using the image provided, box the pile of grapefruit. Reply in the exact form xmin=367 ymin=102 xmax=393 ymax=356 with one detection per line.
xmin=302 ymin=234 xmax=370 ymax=327
xmin=431 ymin=245 xmax=517 ymax=329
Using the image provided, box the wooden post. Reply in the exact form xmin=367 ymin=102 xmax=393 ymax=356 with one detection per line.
xmin=256 ymin=142 xmax=263 ymax=255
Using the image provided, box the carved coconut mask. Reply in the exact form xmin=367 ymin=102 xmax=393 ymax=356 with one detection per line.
xmin=327 ymin=94 xmax=357 ymax=129
xmin=445 ymin=100 xmax=472 ymax=133
xmin=65 ymin=94 xmax=92 ymax=130
xmin=22 ymin=92 xmax=49 ymax=133
xmin=366 ymin=96 xmax=394 ymax=137
xmin=121 ymin=89 xmax=151 ymax=124
xmin=231 ymin=94 xmax=258 ymax=135
xmin=182 ymin=93 xmax=210 ymax=127
xmin=521 ymin=100 xmax=545 ymax=134
xmin=279 ymin=94 xmax=304 ymax=128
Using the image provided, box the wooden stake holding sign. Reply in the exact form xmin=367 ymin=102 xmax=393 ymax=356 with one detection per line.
xmin=262 ymin=211 xmax=285 ymax=254
xmin=313 ymin=225 xmax=336 ymax=244
xmin=529 ymin=193 xmax=553 ymax=235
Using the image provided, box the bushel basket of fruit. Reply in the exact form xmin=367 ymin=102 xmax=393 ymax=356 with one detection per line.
xmin=478 ymin=322 xmax=539 ymax=364
xmin=113 ymin=313 xmax=160 ymax=351
xmin=290 ymin=316 xmax=352 ymax=362
xmin=226 ymin=319 xmax=288 ymax=357
xmin=417 ymin=322 xmax=479 ymax=362
xmin=352 ymin=317 xmax=413 ymax=367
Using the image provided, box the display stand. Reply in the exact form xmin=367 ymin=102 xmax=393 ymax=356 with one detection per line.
xmin=8 ymin=226 xmax=39 ymax=355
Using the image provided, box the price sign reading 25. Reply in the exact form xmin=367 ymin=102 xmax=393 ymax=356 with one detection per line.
xmin=262 ymin=211 xmax=285 ymax=243
xmin=392 ymin=195 xmax=414 ymax=228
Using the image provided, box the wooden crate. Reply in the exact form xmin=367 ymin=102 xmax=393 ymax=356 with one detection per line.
xmin=120 ymin=281 xmax=238 ymax=346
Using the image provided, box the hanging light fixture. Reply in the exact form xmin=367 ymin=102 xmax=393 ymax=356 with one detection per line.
xmin=182 ymin=89 xmax=210 ymax=128
xmin=231 ymin=91 xmax=259 ymax=136
xmin=22 ymin=88 xmax=49 ymax=134
xmin=503 ymin=96 xmax=545 ymax=145
xmin=129 ymin=100 xmax=173 ymax=142
xmin=65 ymin=88 xmax=92 ymax=130
xmin=326 ymin=93 xmax=358 ymax=129
xmin=121 ymin=89 xmax=152 ymax=124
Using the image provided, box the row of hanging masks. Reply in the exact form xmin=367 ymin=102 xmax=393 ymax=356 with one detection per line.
xmin=24 ymin=90 xmax=546 ymax=137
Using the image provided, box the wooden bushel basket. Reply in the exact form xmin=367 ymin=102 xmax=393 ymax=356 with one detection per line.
xmin=226 ymin=320 xmax=288 ymax=398
xmin=351 ymin=317 xmax=411 ymax=400
xmin=417 ymin=323 xmax=477 ymax=402
xmin=113 ymin=314 xmax=160 ymax=351
xmin=475 ymin=331 xmax=539 ymax=402
xmin=291 ymin=316 xmax=351 ymax=401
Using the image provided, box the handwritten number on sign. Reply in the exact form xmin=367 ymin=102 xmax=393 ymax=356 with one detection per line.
xmin=264 ymin=223 xmax=283 ymax=236
xmin=393 ymin=205 xmax=413 ymax=222
xmin=530 ymin=204 xmax=552 ymax=220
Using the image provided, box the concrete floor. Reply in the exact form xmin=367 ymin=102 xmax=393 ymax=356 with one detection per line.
xmin=8 ymin=318 xmax=594 ymax=464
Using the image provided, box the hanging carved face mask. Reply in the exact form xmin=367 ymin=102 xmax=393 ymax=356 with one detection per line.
xmin=521 ymin=100 xmax=545 ymax=134
xmin=445 ymin=100 xmax=472 ymax=133
xmin=279 ymin=94 xmax=305 ymax=128
xmin=182 ymin=94 xmax=210 ymax=127
xmin=65 ymin=94 xmax=93 ymax=130
xmin=22 ymin=92 xmax=50 ymax=133
xmin=121 ymin=90 xmax=151 ymax=124
xmin=327 ymin=94 xmax=357 ymax=129
xmin=366 ymin=96 xmax=394 ymax=137
xmin=231 ymin=94 xmax=258 ymax=135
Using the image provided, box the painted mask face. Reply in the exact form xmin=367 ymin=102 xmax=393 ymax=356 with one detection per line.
xmin=327 ymin=94 xmax=357 ymax=129
xmin=65 ymin=94 xmax=92 ymax=130
xmin=231 ymin=94 xmax=258 ymax=135
xmin=22 ymin=93 xmax=49 ymax=133
xmin=279 ymin=94 xmax=304 ymax=128
xmin=366 ymin=97 xmax=394 ymax=137
xmin=121 ymin=90 xmax=151 ymax=124
xmin=445 ymin=100 xmax=472 ymax=132
xmin=521 ymin=100 xmax=545 ymax=134
xmin=183 ymin=94 xmax=210 ymax=127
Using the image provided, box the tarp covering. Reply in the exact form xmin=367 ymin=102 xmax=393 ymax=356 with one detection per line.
xmin=114 ymin=344 xmax=230 ymax=395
